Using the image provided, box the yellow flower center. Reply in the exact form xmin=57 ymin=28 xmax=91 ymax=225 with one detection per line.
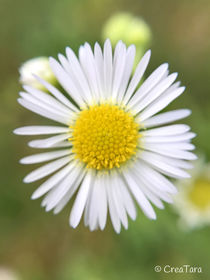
xmin=188 ymin=179 xmax=210 ymax=211
xmin=70 ymin=103 xmax=139 ymax=170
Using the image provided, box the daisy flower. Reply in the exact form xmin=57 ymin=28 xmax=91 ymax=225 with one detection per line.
xmin=14 ymin=39 xmax=196 ymax=233
xmin=173 ymin=158 xmax=210 ymax=230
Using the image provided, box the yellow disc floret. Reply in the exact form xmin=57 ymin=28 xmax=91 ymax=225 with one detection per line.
xmin=70 ymin=104 xmax=139 ymax=170
xmin=188 ymin=179 xmax=210 ymax=211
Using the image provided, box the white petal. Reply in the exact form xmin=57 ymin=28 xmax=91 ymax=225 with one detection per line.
xmin=28 ymin=141 xmax=72 ymax=149
xmin=84 ymin=188 xmax=94 ymax=228
xmin=139 ymin=86 xmax=185 ymax=122
xmin=86 ymin=42 xmax=104 ymax=100
xmin=134 ymin=160 xmax=177 ymax=194
xmin=31 ymin=163 xmax=74 ymax=199
xmin=33 ymin=74 xmax=79 ymax=112
xmin=130 ymin=169 xmax=165 ymax=209
xmin=49 ymin=57 xmax=85 ymax=107
xmin=58 ymin=53 xmax=95 ymax=105
xmin=139 ymin=186 xmax=164 ymax=209
xmin=131 ymin=72 xmax=178 ymax=112
xmin=143 ymin=124 xmax=190 ymax=136
xmin=123 ymin=50 xmax=151 ymax=104
xmin=79 ymin=44 xmax=100 ymax=101
xmin=151 ymin=189 xmax=173 ymax=204
xmin=28 ymin=134 xmax=71 ymax=148
xmin=14 ymin=126 xmax=69 ymax=135
xmin=117 ymin=45 xmax=136 ymax=104
xmin=88 ymin=177 xmax=100 ymax=231
xmin=106 ymin=176 xmax=121 ymax=233
xmin=18 ymin=98 xmax=69 ymax=125
xmin=19 ymin=92 xmax=70 ymax=119
xmin=142 ymin=132 xmax=196 ymax=143
xmin=113 ymin=41 xmax=123 ymax=64
xmin=53 ymin=168 xmax=86 ymax=214
xmin=23 ymin=85 xmax=73 ymax=116
xmin=103 ymin=39 xmax=113 ymax=98
xmin=69 ymin=171 xmax=92 ymax=228
xmin=84 ymin=183 xmax=93 ymax=227
xmin=144 ymin=142 xmax=195 ymax=151
xmin=140 ymin=151 xmax=190 ymax=178
xmin=161 ymin=157 xmax=194 ymax=169
xmin=139 ymin=178 xmax=173 ymax=204
xmin=143 ymin=109 xmax=191 ymax=128
xmin=112 ymin=43 xmax=126 ymax=101
xmin=94 ymin=42 xmax=105 ymax=96
xmin=142 ymin=143 xmax=197 ymax=160
xmin=87 ymin=174 xmax=108 ymax=231
xmin=20 ymin=149 xmax=71 ymax=164
xmin=136 ymin=172 xmax=174 ymax=204
xmin=118 ymin=177 xmax=137 ymax=220
xmin=23 ymin=156 xmax=71 ymax=183
xmin=128 ymin=63 xmax=169 ymax=108
xmin=97 ymin=178 xmax=108 ymax=230
xmin=111 ymin=176 xmax=128 ymax=229
xmin=58 ymin=54 xmax=88 ymax=101
xmin=45 ymin=166 xmax=82 ymax=212
xmin=66 ymin=46 xmax=93 ymax=102
xmin=123 ymin=170 xmax=156 ymax=219
xmin=50 ymin=141 xmax=72 ymax=148
xmin=132 ymin=161 xmax=174 ymax=203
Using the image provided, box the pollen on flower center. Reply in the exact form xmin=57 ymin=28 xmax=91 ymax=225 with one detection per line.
xmin=70 ymin=103 xmax=139 ymax=170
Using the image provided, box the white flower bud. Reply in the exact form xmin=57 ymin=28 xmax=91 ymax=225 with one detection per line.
xmin=19 ymin=57 xmax=56 ymax=90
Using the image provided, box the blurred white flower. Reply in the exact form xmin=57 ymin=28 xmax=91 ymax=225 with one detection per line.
xmin=19 ymin=57 xmax=57 ymax=90
xmin=173 ymin=158 xmax=210 ymax=230
xmin=0 ymin=267 xmax=19 ymax=280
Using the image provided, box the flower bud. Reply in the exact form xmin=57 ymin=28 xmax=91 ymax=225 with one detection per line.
xmin=102 ymin=12 xmax=152 ymax=48
xmin=19 ymin=57 xmax=56 ymax=90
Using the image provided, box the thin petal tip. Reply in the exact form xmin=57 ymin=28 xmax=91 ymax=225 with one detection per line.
xmin=23 ymin=176 xmax=30 ymax=183
xmin=13 ymin=128 xmax=20 ymax=135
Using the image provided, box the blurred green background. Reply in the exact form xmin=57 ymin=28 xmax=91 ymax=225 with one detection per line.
xmin=1 ymin=0 xmax=210 ymax=279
